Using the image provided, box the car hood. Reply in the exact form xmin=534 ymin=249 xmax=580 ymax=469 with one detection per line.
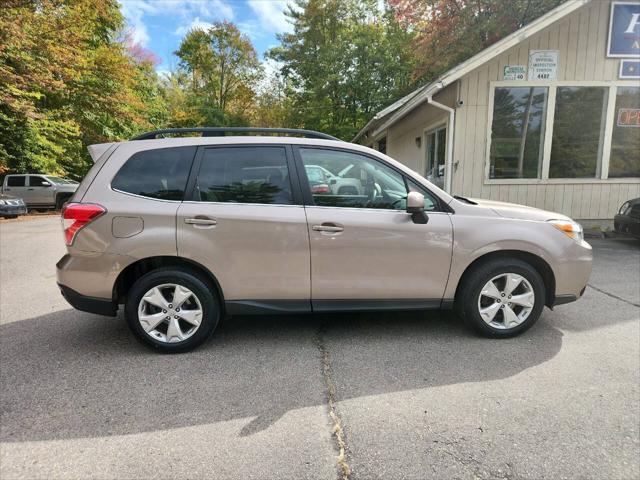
xmin=468 ymin=198 xmax=572 ymax=222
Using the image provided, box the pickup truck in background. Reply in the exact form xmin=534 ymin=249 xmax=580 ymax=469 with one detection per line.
xmin=1 ymin=174 xmax=79 ymax=210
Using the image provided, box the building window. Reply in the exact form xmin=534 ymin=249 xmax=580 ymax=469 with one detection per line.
xmin=377 ymin=137 xmax=387 ymax=154
xmin=549 ymin=87 xmax=608 ymax=178
xmin=425 ymin=126 xmax=446 ymax=189
xmin=487 ymin=83 xmax=640 ymax=182
xmin=489 ymin=87 xmax=548 ymax=179
xmin=609 ymin=86 xmax=640 ymax=178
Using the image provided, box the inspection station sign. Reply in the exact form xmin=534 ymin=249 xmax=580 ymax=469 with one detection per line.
xmin=528 ymin=50 xmax=558 ymax=80
xmin=608 ymin=2 xmax=640 ymax=57
xmin=503 ymin=65 xmax=526 ymax=80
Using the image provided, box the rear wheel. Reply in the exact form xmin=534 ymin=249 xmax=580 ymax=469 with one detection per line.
xmin=125 ymin=268 xmax=220 ymax=353
xmin=457 ymin=258 xmax=545 ymax=338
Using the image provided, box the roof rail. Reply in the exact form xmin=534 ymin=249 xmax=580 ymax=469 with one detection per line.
xmin=132 ymin=127 xmax=339 ymax=141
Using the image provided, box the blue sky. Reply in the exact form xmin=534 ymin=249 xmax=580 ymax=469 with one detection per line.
xmin=119 ymin=0 xmax=292 ymax=74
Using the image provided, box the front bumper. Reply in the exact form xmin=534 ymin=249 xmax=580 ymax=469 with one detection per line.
xmin=58 ymin=284 xmax=117 ymax=316
xmin=551 ymin=239 xmax=592 ymax=305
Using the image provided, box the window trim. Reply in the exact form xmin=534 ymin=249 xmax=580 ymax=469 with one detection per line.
xmin=291 ymin=144 xmax=451 ymax=213
xmin=485 ymin=80 xmax=640 ymax=184
xmin=184 ymin=144 xmax=304 ymax=206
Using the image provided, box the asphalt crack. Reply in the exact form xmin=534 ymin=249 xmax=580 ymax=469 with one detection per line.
xmin=588 ymin=284 xmax=640 ymax=308
xmin=316 ymin=321 xmax=351 ymax=480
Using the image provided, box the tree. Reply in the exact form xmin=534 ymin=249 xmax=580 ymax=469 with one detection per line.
xmin=389 ymin=0 xmax=564 ymax=80
xmin=267 ymin=0 xmax=418 ymax=140
xmin=0 ymin=0 xmax=166 ymax=178
xmin=174 ymin=21 xmax=263 ymax=125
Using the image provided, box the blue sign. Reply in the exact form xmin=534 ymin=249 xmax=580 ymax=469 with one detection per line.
xmin=608 ymin=2 xmax=640 ymax=58
xmin=620 ymin=59 xmax=640 ymax=78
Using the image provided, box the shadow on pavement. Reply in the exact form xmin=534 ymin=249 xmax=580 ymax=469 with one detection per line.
xmin=0 ymin=309 xmax=562 ymax=442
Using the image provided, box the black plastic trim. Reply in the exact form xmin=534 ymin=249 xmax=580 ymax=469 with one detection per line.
xmin=58 ymin=284 xmax=117 ymax=317
xmin=313 ymin=299 xmax=443 ymax=312
xmin=225 ymin=298 xmax=449 ymax=315
xmin=225 ymin=300 xmax=311 ymax=315
xmin=553 ymin=294 xmax=578 ymax=307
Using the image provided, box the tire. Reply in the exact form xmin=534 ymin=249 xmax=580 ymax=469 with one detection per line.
xmin=56 ymin=194 xmax=71 ymax=211
xmin=456 ymin=258 xmax=545 ymax=338
xmin=125 ymin=268 xmax=220 ymax=353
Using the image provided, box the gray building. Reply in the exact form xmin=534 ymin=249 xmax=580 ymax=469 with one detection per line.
xmin=355 ymin=0 xmax=640 ymax=223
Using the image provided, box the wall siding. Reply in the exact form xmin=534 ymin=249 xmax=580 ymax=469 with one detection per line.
xmin=450 ymin=0 xmax=640 ymax=220
xmin=386 ymin=85 xmax=455 ymax=174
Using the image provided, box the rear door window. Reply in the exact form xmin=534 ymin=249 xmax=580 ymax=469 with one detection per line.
xmin=195 ymin=147 xmax=293 ymax=205
xmin=7 ymin=176 xmax=26 ymax=187
xmin=112 ymin=147 xmax=196 ymax=200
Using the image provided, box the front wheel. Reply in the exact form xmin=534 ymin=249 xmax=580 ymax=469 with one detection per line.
xmin=125 ymin=268 xmax=220 ymax=353
xmin=457 ymin=259 xmax=545 ymax=338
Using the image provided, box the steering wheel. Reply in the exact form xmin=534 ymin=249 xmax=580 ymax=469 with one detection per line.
xmin=366 ymin=182 xmax=382 ymax=205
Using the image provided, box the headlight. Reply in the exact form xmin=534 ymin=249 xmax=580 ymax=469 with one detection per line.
xmin=0 ymin=200 xmax=6 ymax=205
xmin=619 ymin=201 xmax=630 ymax=215
xmin=548 ymin=219 xmax=583 ymax=243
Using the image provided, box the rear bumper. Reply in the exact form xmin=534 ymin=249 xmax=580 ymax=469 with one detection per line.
xmin=58 ymin=283 xmax=117 ymax=317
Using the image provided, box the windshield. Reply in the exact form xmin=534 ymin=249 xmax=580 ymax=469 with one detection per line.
xmin=46 ymin=176 xmax=77 ymax=185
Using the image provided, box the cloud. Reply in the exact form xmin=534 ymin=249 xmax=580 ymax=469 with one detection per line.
xmin=174 ymin=17 xmax=214 ymax=36
xmin=119 ymin=0 xmax=235 ymax=45
xmin=247 ymin=0 xmax=292 ymax=33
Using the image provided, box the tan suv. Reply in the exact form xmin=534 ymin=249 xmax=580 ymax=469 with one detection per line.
xmin=56 ymin=128 xmax=592 ymax=353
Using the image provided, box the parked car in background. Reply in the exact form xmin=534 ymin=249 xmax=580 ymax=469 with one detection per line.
xmin=614 ymin=198 xmax=640 ymax=239
xmin=0 ymin=194 xmax=27 ymax=219
xmin=305 ymin=164 xmax=362 ymax=195
xmin=56 ymin=127 xmax=592 ymax=353
xmin=1 ymin=174 xmax=78 ymax=210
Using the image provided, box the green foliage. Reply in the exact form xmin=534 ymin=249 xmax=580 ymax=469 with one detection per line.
xmin=173 ymin=21 xmax=263 ymax=126
xmin=0 ymin=0 xmax=166 ymax=178
xmin=267 ymin=0 xmax=418 ymax=140
xmin=389 ymin=0 xmax=565 ymax=80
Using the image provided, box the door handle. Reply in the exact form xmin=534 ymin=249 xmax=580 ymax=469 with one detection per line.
xmin=27 ymin=188 xmax=34 ymax=191
xmin=312 ymin=223 xmax=344 ymax=233
xmin=185 ymin=217 xmax=217 ymax=226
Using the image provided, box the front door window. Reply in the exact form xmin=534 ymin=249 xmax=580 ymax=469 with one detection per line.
xmin=425 ymin=127 xmax=446 ymax=188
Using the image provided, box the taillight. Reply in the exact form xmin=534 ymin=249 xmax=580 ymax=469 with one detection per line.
xmin=61 ymin=203 xmax=106 ymax=246
xmin=312 ymin=184 xmax=330 ymax=194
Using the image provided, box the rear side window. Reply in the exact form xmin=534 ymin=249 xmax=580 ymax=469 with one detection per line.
xmin=112 ymin=147 xmax=195 ymax=200
xmin=7 ymin=176 xmax=26 ymax=187
xmin=195 ymin=147 xmax=293 ymax=205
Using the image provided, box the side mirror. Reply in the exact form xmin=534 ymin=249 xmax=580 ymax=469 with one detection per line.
xmin=406 ymin=191 xmax=429 ymax=224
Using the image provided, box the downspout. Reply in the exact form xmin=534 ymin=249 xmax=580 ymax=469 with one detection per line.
xmin=426 ymin=94 xmax=455 ymax=194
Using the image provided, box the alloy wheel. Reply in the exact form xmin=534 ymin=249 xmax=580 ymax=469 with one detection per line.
xmin=138 ymin=283 xmax=203 ymax=343
xmin=477 ymin=273 xmax=535 ymax=330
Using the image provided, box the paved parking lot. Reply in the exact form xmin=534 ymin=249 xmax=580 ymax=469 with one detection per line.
xmin=1 ymin=216 xmax=639 ymax=480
